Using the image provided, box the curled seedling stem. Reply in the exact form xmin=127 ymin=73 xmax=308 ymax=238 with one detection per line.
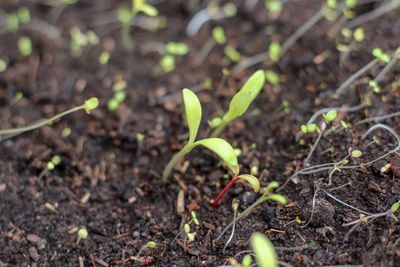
xmin=223 ymin=200 xmax=239 ymax=253
xmin=0 ymin=97 xmax=99 ymax=140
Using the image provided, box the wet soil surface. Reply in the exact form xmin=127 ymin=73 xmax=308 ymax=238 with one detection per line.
xmin=1 ymin=0 xmax=400 ymax=266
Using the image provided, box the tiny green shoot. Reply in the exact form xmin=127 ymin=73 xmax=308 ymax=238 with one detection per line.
xmin=224 ymin=46 xmax=241 ymax=63
xmin=0 ymin=59 xmax=7 ymax=72
xmin=265 ymin=70 xmax=280 ymax=85
xmin=269 ymin=42 xmax=281 ymax=62
xmin=76 ymin=228 xmax=88 ymax=245
xmin=212 ymin=26 xmax=227 ymax=45
xmin=18 ymin=36 xmax=32 ymax=56
xmin=99 ymin=51 xmax=110 ymax=65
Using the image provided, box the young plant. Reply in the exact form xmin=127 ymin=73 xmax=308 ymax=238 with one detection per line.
xmin=160 ymin=42 xmax=189 ymax=72
xmin=215 ymin=182 xmax=286 ymax=242
xmin=223 ymin=200 xmax=239 ymax=253
xmin=172 ymin=211 xmax=200 ymax=250
xmin=38 ymin=155 xmax=61 ymax=182
xmin=0 ymin=97 xmax=99 ymax=139
xmin=7 ymin=7 xmax=31 ymax=33
xmin=210 ymin=70 xmax=265 ymax=137
xmin=162 ymin=89 xmax=239 ymax=184
xmin=108 ymin=80 xmax=127 ymax=111
xmin=133 ymin=241 xmax=157 ymax=262
xmin=76 ymin=228 xmax=88 ymax=245
xmin=0 ymin=58 xmax=7 ymax=72
xmin=70 ymin=27 xmax=99 ymax=54
xmin=18 ymin=36 xmax=32 ymax=56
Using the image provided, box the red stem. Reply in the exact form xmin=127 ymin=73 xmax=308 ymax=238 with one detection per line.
xmin=212 ymin=174 xmax=239 ymax=208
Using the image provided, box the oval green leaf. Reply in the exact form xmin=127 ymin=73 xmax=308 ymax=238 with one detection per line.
xmin=223 ymin=70 xmax=265 ymax=123
xmin=194 ymin=138 xmax=239 ymax=174
xmin=182 ymin=89 xmax=201 ymax=144
xmin=250 ymin=233 xmax=278 ymax=267
xmin=267 ymin=194 xmax=287 ymax=205
xmin=238 ymin=174 xmax=260 ymax=193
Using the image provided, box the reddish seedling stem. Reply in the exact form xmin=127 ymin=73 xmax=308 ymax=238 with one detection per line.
xmin=212 ymin=174 xmax=239 ymax=208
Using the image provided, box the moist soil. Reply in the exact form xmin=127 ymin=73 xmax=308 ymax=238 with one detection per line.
xmin=1 ymin=1 xmax=400 ymax=266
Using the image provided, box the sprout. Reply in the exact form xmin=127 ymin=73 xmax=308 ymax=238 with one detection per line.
xmin=84 ymin=97 xmax=99 ymax=114
xmin=165 ymin=42 xmax=189 ymax=56
xmin=76 ymin=228 xmax=88 ymax=244
xmin=322 ymin=110 xmax=337 ymax=123
xmin=212 ymin=26 xmax=227 ymax=45
xmin=0 ymin=59 xmax=7 ymax=72
xmin=224 ymin=46 xmax=241 ymax=62
xmin=265 ymin=70 xmax=280 ymax=85
xmin=269 ymin=42 xmax=281 ymax=62
xmin=353 ymin=27 xmax=364 ymax=42
xmin=251 ymin=233 xmax=278 ymax=267
xmin=265 ymin=0 xmax=283 ymax=12
xmin=18 ymin=36 xmax=32 ymax=56
xmin=146 ymin=241 xmax=156 ymax=248
xmin=99 ymin=51 xmax=110 ymax=65
xmin=351 ymin=150 xmax=362 ymax=158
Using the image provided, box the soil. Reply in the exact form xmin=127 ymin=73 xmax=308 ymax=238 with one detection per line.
xmin=1 ymin=0 xmax=400 ymax=266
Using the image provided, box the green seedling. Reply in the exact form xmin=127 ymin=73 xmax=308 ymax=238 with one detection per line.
xmin=18 ymin=36 xmax=32 ymax=56
xmin=372 ymin=48 xmax=391 ymax=63
xmin=61 ymin=127 xmax=71 ymax=137
xmin=134 ymin=241 xmax=157 ymax=261
xmin=38 ymin=155 xmax=61 ymax=181
xmin=269 ymin=42 xmax=281 ymax=62
xmin=369 ymin=80 xmax=380 ymax=93
xmin=251 ymin=232 xmax=278 ymax=267
xmin=0 ymin=98 xmax=99 ymax=139
xmin=3 ymin=91 xmax=23 ymax=112
xmin=224 ymin=46 xmax=241 ymax=63
xmin=223 ymin=200 xmax=239 ymax=253
xmin=108 ymin=80 xmax=127 ymax=111
xmin=70 ymin=27 xmax=99 ymax=53
xmin=215 ymin=182 xmax=286 ymax=241
xmin=210 ymin=70 xmax=265 ymax=137
xmin=265 ymin=70 xmax=280 ymax=85
xmin=76 ymin=228 xmax=88 ymax=245
xmin=117 ymin=0 xmax=158 ymax=50
xmin=7 ymin=7 xmax=31 ymax=32
xmin=160 ymin=42 xmax=189 ymax=72
xmin=172 ymin=211 xmax=200 ymax=250
xmin=265 ymin=0 xmax=283 ymax=13
xmin=0 ymin=59 xmax=7 ymax=72
xmin=162 ymin=89 xmax=239 ymax=184
xmin=99 ymin=51 xmax=110 ymax=65
xmin=213 ymin=26 xmax=227 ymax=45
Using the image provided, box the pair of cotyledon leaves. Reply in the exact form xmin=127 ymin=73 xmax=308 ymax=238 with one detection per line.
xmin=181 ymin=70 xmax=265 ymax=191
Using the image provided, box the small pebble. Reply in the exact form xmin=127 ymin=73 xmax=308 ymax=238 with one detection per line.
xmin=29 ymin=246 xmax=39 ymax=261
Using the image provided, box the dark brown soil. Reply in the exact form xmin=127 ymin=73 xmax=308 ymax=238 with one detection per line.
xmin=1 ymin=0 xmax=400 ymax=266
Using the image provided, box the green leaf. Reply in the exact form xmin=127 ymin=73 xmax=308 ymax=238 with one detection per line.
xmin=193 ymin=138 xmax=239 ymax=174
xmin=146 ymin=241 xmax=156 ymax=248
xmin=18 ymin=36 xmax=32 ymax=56
xmin=238 ymin=174 xmax=260 ymax=193
xmin=166 ymin=42 xmax=189 ymax=55
xmin=351 ymin=149 xmax=362 ymax=158
xmin=212 ymin=26 xmax=226 ymax=45
xmin=267 ymin=194 xmax=287 ymax=205
xmin=242 ymin=254 xmax=252 ymax=267
xmin=222 ymin=70 xmax=265 ymax=123
xmin=390 ymin=201 xmax=400 ymax=213
xmin=323 ymin=110 xmax=337 ymax=122
xmin=182 ymin=89 xmax=202 ymax=144
xmin=265 ymin=70 xmax=280 ymax=85
xmin=139 ymin=4 xmax=158 ymax=16
xmin=250 ymin=233 xmax=278 ymax=267
xmin=224 ymin=46 xmax=241 ymax=62
xmin=269 ymin=42 xmax=281 ymax=62
xmin=264 ymin=181 xmax=279 ymax=193
xmin=84 ymin=97 xmax=99 ymax=114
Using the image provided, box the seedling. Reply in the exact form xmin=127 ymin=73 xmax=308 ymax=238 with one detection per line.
xmin=265 ymin=0 xmax=283 ymax=13
xmin=0 ymin=59 xmax=7 ymax=72
xmin=172 ymin=211 xmax=200 ymax=250
xmin=268 ymin=42 xmax=281 ymax=62
xmin=133 ymin=241 xmax=157 ymax=262
xmin=251 ymin=232 xmax=278 ymax=267
xmin=372 ymin=48 xmax=390 ymax=63
xmin=162 ymin=89 xmax=239 ymax=184
xmin=76 ymin=228 xmax=88 ymax=245
xmin=18 ymin=36 xmax=32 ymax=56
xmin=160 ymin=42 xmax=189 ymax=72
xmin=224 ymin=46 xmax=241 ymax=63
xmin=70 ymin=27 xmax=99 ymax=54
xmin=108 ymin=80 xmax=127 ymax=111
xmin=38 ymin=155 xmax=61 ymax=182
xmin=99 ymin=51 xmax=110 ymax=65
xmin=117 ymin=0 xmax=158 ymax=50
xmin=7 ymin=7 xmax=31 ymax=32
xmin=61 ymin=127 xmax=71 ymax=138
xmin=210 ymin=70 xmax=265 ymax=137
xmin=215 ymin=182 xmax=286 ymax=241
xmin=265 ymin=70 xmax=280 ymax=85
xmin=222 ymin=200 xmax=239 ymax=253
xmin=0 ymin=97 xmax=99 ymax=139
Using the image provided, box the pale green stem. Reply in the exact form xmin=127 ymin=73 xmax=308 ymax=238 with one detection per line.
xmin=0 ymin=105 xmax=84 ymax=136
xmin=215 ymin=195 xmax=267 ymax=242
xmin=210 ymin=120 xmax=228 ymax=138
xmin=162 ymin=144 xmax=193 ymax=184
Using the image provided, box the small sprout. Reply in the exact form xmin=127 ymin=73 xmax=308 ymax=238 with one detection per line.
xmin=365 ymin=97 xmax=372 ymax=106
xmin=76 ymin=228 xmax=88 ymax=244
xmin=186 ymin=233 xmax=194 ymax=242
xmin=251 ymin=232 xmax=278 ymax=267
xmin=265 ymin=0 xmax=283 ymax=12
xmin=108 ymin=98 xmax=120 ymax=111
xmin=113 ymin=80 xmax=127 ymax=91
xmin=160 ymin=55 xmax=175 ymax=72
xmin=342 ymin=159 xmax=349 ymax=165
xmin=345 ymin=0 xmax=357 ymax=9
xmin=369 ymin=80 xmax=380 ymax=93
xmin=212 ymin=26 xmax=227 ymax=45
xmin=295 ymin=216 xmax=305 ymax=224
xmin=250 ymin=165 xmax=259 ymax=176
xmin=99 ymin=51 xmax=110 ymax=65
xmin=372 ymin=48 xmax=390 ymax=63
xmin=204 ymin=78 xmax=212 ymax=90
xmin=269 ymin=42 xmax=281 ymax=62
xmin=114 ymin=91 xmax=126 ymax=102
xmin=165 ymin=42 xmax=189 ymax=56
xmin=7 ymin=13 xmax=19 ymax=32
xmin=18 ymin=36 xmax=33 ymax=56
xmin=326 ymin=0 xmax=337 ymax=9
xmin=18 ymin=7 xmax=31 ymax=24
xmin=353 ymin=27 xmax=364 ymax=42
xmin=301 ymin=125 xmax=308 ymax=133
xmin=133 ymin=0 xmax=158 ymax=16
xmin=84 ymin=97 xmax=99 ymax=114
xmin=351 ymin=150 xmax=362 ymax=158
xmin=232 ymin=200 xmax=239 ymax=212
xmin=117 ymin=6 xmax=133 ymax=24
xmin=381 ymin=163 xmax=391 ymax=173
xmin=224 ymin=46 xmax=241 ymax=62
xmin=282 ymin=100 xmax=290 ymax=114
xmin=146 ymin=241 xmax=156 ymax=248
xmin=0 ymin=59 xmax=7 ymax=72
xmin=303 ymin=123 xmax=317 ymax=133
xmin=16 ymin=92 xmax=23 ymax=100
xmin=265 ymin=70 xmax=280 ymax=85
xmin=341 ymin=120 xmax=351 ymax=129
xmin=222 ymin=3 xmax=237 ymax=17
xmin=341 ymin=27 xmax=352 ymax=39
xmin=62 ymin=127 xmax=72 ymax=137
xmin=136 ymin=133 xmax=145 ymax=142
xmin=251 ymin=143 xmax=257 ymax=149
xmin=191 ymin=211 xmax=199 ymax=225
xmin=322 ymin=110 xmax=337 ymax=123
